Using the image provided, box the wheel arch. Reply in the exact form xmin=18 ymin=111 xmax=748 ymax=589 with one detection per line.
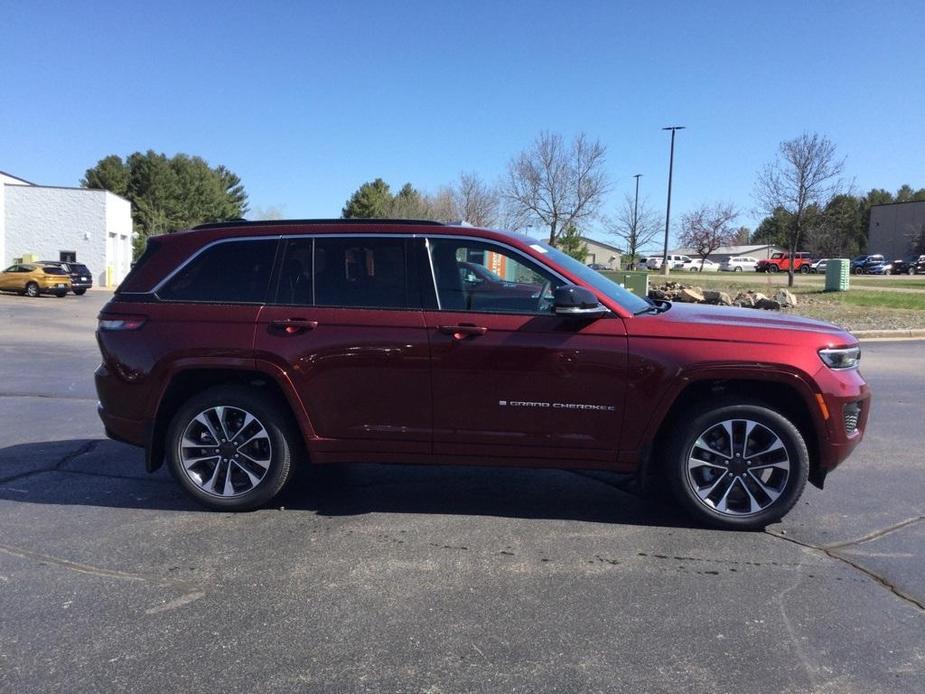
xmin=147 ymin=363 xmax=312 ymax=472
xmin=642 ymin=374 xmax=826 ymax=491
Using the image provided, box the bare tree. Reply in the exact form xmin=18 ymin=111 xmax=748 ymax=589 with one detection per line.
xmin=425 ymin=186 xmax=459 ymax=222
xmin=678 ymin=203 xmax=739 ymax=271
xmin=606 ymin=194 xmax=661 ymax=269
xmin=503 ymin=131 xmax=609 ymax=245
xmin=756 ymin=133 xmax=844 ymax=286
xmin=454 ymin=172 xmax=500 ymax=227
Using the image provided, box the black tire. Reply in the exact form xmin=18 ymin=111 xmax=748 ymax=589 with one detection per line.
xmin=73 ymin=288 xmax=87 ymax=295
xmin=854 ymin=267 xmax=864 ymax=275
xmin=735 ymin=266 xmax=742 ymax=272
xmin=54 ymin=290 xmax=66 ymax=298
xmin=165 ymin=385 xmax=300 ymax=511
xmin=799 ymin=265 xmax=810 ymax=274
xmin=909 ymin=267 xmax=916 ymax=276
xmin=25 ymin=282 xmax=39 ymax=298
xmin=768 ymin=265 xmax=779 ymax=273
xmin=665 ymin=402 xmax=809 ymax=530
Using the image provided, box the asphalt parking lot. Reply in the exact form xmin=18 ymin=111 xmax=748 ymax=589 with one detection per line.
xmin=0 ymin=291 xmax=922 ymax=693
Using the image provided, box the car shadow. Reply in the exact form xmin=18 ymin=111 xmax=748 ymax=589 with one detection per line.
xmin=0 ymin=438 xmax=693 ymax=528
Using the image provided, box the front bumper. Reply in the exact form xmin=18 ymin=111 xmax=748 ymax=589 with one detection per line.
xmin=814 ymin=367 xmax=871 ymax=477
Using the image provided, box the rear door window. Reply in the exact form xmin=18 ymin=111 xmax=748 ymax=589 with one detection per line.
xmin=313 ymin=237 xmax=411 ymax=309
xmin=158 ymin=239 xmax=277 ymax=303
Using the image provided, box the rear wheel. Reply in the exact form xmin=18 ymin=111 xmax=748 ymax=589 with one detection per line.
xmin=73 ymin=288 xmax=87 ymax=295
xmin=735 ymin=266 xmax=742 ymax=272
xmin=666 ymin=402 xmax=809 ymax=530
xmin=799 ymin=265 xmax=810 ymax=274
xmin=166 ymin=385 xmax=300 ymax=511
xmin=25 ymin=282 xmax=39 ymax=298
xmin=54 ymin=290 xmax=66 ymax=298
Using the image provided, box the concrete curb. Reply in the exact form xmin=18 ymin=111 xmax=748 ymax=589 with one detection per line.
xmin=852 ymin=329 xmax=925 ymax=340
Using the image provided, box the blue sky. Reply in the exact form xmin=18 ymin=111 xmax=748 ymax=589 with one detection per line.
xmin=2 ymin=0 xmax=923 ymax=248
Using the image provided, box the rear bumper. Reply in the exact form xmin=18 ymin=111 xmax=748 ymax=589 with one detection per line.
xmin=39 ymin=283 xmax=70 ymax=294
xmin=97 ymin=402 xmax=146 ymax=448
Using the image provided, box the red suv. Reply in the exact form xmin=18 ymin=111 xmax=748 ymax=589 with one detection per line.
xmin=756 ymin=252 xmax=813 ymax=273
xmin=96 ymin=220 xmax=870 ymax=529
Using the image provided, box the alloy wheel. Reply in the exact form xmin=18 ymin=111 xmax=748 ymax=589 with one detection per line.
xmin=685 ymin=418 xmax=791 ymax=517
xmin=178 ymin=406 xmax=272 ymax=498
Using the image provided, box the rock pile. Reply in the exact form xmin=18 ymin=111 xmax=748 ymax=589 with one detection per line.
xmin=648 ymin=283 xmax=797 ymax=311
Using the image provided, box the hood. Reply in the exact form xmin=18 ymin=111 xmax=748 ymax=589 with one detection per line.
xmin=628 ymin=301 xmax=855 ymax=345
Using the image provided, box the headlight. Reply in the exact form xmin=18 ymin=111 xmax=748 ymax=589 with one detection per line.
xmin=819 ymin=346 xmax=861 ymax=370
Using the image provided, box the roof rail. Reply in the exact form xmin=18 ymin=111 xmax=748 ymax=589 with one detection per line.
xmin=191 ymin=218 xmax=446 ymax=231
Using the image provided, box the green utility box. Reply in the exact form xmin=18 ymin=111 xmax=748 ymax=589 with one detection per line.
xmin=604 ymin=270 xmax=650 ymax=298
xmin=824 ymin=259 xmax=850 ymax=292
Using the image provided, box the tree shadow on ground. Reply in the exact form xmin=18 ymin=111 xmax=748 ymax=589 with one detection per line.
xmin=0 ymin=438 xmax=694 ymax=528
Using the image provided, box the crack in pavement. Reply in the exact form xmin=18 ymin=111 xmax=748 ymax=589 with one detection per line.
xmin=766 ymin=530 xmax=925 ymax=613
xmin=821 ymin=515 xmax=925 ymax=551
xmin=571 ymin=469 xmax=925 ymax=613
xmin=0 ymin=439 xmax=99 ymax=485
xmin=0 ymin=392 xmax=97 ymax=401
xmin=0 ymin=542 xmax=149 ymax=582
xmin=0 ymin=541 xmax=209 ymax=616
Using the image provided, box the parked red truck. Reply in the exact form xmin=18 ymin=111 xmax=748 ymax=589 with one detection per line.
xmin=96 ymin=220 xmax=869 ymax=529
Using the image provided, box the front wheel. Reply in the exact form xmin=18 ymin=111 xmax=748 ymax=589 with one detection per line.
xmin=166 ymin=385 xmax=300 ymax=511
xmin=735 ymin=266 xmax=742 ymax=272
xmin=799 ymin=265 xmax=810 ymax=274
xmin=25 ymin=282 xmax=39 ymax=298
xmin=666 ymin=403 xmax=809 ymax=530
xmin=73 ymin=288 xmax=87 ymax=295
xmin=768 ymin=265 xmax=779 ymax=273
xmin=54 ymin=290 xmax=66 ymax=298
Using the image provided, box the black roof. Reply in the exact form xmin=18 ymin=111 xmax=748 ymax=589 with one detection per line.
xmin=192 ymin=218 xmax=447 ymax=231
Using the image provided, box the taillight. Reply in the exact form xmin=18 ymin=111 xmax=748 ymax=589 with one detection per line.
xmin=98 ymin=316 xmax=146 ymax=331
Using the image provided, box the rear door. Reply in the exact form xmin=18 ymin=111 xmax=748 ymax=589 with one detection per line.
xmin=254 ymin=235 xmax=431 ymax=455
xmin=421 ymin=236 xmax=626 ymax=464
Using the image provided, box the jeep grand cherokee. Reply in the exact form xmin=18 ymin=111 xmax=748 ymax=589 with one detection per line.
xmin=95 ymin=220 xmax=870 ymax=529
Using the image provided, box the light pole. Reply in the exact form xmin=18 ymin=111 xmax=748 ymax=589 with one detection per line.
xmin=661 ymin=126 xmax=685 ymax=277
xmin=632 ymin=174 xmax=642 ymax=269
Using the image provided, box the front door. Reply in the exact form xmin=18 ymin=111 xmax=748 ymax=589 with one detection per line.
xmin=254 ymin=235 xmax=431 ymax=455
xmin=422 ymin=237 xmax=627 ymax=464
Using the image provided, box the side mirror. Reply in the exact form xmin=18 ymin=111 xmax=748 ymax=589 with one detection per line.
xmin=553 ymin=285 xmax=608 ymax=318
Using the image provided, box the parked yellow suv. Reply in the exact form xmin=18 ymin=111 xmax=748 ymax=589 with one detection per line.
xmin=0 ymin=263 xmax=71 ymax=297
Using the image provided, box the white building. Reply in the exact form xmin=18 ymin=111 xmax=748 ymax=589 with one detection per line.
xmin=1 ymin=170 xmax=133 ymax=287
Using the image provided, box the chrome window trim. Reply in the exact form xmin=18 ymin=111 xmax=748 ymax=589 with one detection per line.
xmin=141 ymin=231 xmax=577 ymax=310
xmin=424 ymin=237 xmax=441 ymax=310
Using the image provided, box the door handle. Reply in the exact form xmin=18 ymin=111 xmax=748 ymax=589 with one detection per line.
xmin=270 ymin=318 xmax=319 ymax=335
xmin=438 ymin=324 xmax=488 ymax=340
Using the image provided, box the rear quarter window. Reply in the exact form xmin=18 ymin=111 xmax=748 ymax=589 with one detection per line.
xmin=158 ymin=239 xmax=277 ymax=303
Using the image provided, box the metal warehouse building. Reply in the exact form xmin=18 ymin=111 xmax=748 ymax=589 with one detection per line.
xmin=868 ymin=200 xmax=925 ymax=259
xmin=1 ymin=170 xmax=133 ymax=287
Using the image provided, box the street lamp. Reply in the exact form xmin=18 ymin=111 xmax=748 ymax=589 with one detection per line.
xmin=632 ymin=174 xmax=642 ymax=269
xmin=662 ymin=126 xmax=685 ymax=277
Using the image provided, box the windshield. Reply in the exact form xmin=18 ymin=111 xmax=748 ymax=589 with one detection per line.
xmin=536 ymin=241 xmax=651 ymax=313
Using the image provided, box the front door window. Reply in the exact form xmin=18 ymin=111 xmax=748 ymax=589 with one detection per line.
xmin=427 ymin=238 xmax=561 ymax=314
